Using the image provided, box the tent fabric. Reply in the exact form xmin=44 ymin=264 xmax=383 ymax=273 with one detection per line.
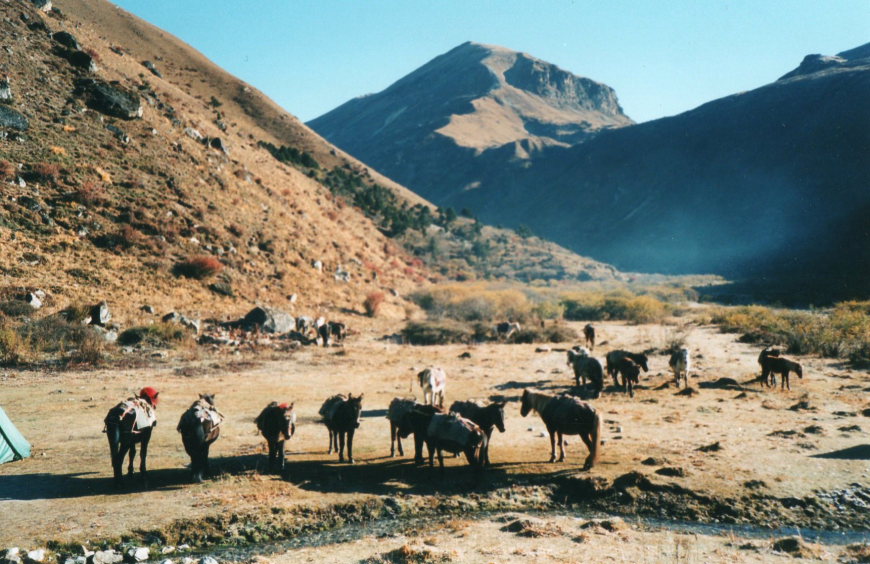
xmin=0 ymin=405 xmax=31 ymax=464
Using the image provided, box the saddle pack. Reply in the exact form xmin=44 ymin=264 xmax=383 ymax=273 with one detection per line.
xmin=107 ymin=397 xmax=156 ymax=432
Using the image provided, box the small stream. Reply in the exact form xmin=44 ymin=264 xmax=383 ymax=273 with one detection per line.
xmin=206 ymin=509 xmax=870 ymax=561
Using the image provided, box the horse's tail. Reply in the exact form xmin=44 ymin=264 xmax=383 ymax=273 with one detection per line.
xmin=106 ymin=422 xmax=120 ymax=465
xmin=588 ymin=410 xmax=602 ymax=467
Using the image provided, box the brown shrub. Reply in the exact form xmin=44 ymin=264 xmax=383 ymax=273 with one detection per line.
xmin=0 ymin=160 xmax=16 ymax=180
xmin=172 ymin=255 xmax=224 ymax=279
xmin=31 ymin=162 xmax=61 ymax=184
xmin=364 ymin=291 xmax=386 ymax=317
xmin=72 ymin=181 xmax=107 ymax=206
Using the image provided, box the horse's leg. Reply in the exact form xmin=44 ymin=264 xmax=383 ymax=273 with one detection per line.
xmin=557 ymin=432 xmax=566 ymax=462
xmin=347 ymin=429 xmax=355 ymax=464
xmin=579 ymin=432 xmax=594 ymax=468
xmin=484 ymin=429 xmax=493 ymax=466
xmin=782 ymin=370 xmax=789 ymax=391
xmin=277 ymin=439 xmax=285 ymax=472
xmin=428 ymin=441 xmax=435 ymax=467
xmin=327 ymin=428 xmax=335 ymax=455
xmin=414 ymin=433 xmax=424 ymax=465
xmin=139 ymin=432 xmax=150 ymax=485
xmin=548 ymin=428 xmax=556 ymax=463
xmin=338 ymin=431 xmax=346 ymax=462
xmin=107 ymin=427 xmax=123 ymax=485
xmin=437 ymin=449 xmax=445 ymax=472
xmin=127 ymin=443 xmax=137 ymax=477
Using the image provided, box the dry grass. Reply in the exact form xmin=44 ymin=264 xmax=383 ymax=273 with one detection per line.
xmin=364 ymin=291 xmax=386 ymax=317
xmin=172 ymin=256 xmax=224 ymax=280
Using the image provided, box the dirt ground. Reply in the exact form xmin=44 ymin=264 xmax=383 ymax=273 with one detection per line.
xmin=1 ymin=319 xmax=868 ymax=557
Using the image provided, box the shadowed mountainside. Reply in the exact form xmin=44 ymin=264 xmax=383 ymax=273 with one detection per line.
xmin=311 ymin=42 xmax=870 ymax=302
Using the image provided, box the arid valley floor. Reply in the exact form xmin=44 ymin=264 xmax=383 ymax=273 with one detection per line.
xmin=1 ymin=319 xmax=868 ymax=563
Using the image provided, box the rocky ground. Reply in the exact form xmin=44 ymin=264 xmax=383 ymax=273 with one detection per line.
xmin=0 ymin=319 xmax=868 ymax=562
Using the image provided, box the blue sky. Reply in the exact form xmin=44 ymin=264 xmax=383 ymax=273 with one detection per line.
xmin=111 ymin=0 xmax=868 ymax=124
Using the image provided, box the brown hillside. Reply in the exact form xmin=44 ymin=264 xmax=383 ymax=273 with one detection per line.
xmin=0 ymin=0 xmax=427 ymax=325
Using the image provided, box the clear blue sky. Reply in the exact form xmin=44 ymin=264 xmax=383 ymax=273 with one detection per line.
xmin=111 ymin=0 xmax=868 ymax=124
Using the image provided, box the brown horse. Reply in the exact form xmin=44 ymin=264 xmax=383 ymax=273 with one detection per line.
xmin=757 ymin=346 xmax=783 ymax=385
xmin=605 ymin=350 xmax=649 ymax=387
xmin=448 ymin=400 xmax=506 ymax=466
xmin=613 ymin=357 xmax=642 ymax=397
xmin=319 ymin=393 xmax=363 ymax=463
xmin=177 ymin=394 xmax=223 ymax=483
xmin=255 ymin=401 xmax=296 ymax=473
xmin=387 ymin=397 xmax=417 ymax=457
xmin=520 ymin=389 xmax=601 ymax=469
xmin=104 ymin=387 xmax=159 ymax=486
xmin=761 ymin=356 xmax=803 ymax=390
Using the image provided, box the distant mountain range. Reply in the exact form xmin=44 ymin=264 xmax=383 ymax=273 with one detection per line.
xmin=309 ymin=42 xmax=870 ymax=300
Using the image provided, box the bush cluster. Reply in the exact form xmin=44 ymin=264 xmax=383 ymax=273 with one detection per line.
xmin=172 ymin=256 xmax=224 ymax=279
xmin=562 ymin=292 xmax=669 ymax=324
xmin=363 ymin=291 xmax=385 ymax=317
xmin=118 ymin=323 xmax=189 ymax=347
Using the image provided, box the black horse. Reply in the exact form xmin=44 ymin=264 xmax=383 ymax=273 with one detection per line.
xmin=397 ymin=407 xmax=484 ymax=470
xmin=605 ymin=350 xmax=649 ymax=387
xmin=255 ymin=401 xmax=296 ymax=473
xmin=448 ymin=400 xmax=505 ymax=466
xmin=319 ymin=393 xmax=363 ymax=463
xmin=177 ymin=394 xmax=223 ymax=483
xmin=104 ymin=387 xmax=159 ymax=487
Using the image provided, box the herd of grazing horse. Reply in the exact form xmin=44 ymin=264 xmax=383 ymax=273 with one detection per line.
xmin=103 ymin=325 xmax=804 ymax=486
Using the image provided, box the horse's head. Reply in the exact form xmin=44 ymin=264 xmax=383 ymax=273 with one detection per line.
xmin=520 ymin=390 xmax=531 ymax=417
xmin=637 ymin=354 xmax=650 ymax=372
xmin=199 ymin=393 xmax=216 ymax=406
xmin=492 ymin=402 xmax=507 ymax=433
xmin=280 ymin=402 xmax=297 ymax=438
xmin=139 ymin=386 xmax=160 ymax=407
xmin=348 ymin=393 xmax=363 ymax=428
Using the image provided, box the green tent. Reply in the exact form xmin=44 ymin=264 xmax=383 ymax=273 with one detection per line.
xmin=0 ymin=405 xmax=31 ymax=464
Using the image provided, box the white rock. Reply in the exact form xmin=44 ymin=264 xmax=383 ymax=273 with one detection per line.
xmin=25 ymin=549 xmax=45 ymax=563
xmin=199 ymin=557 xmax=218 ymax=564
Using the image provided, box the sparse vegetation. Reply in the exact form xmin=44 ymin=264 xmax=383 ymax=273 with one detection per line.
xmin=401 ymin=320 xmax=472 ymax=345
xmin=710 ymin=301 xmax=870 ymax=365
xmin=118 ymin=323 xmax=189 ymax=347
xmin=172 ymin=256 xmax=224 ymax=280
xmin=363 ymin=291 xmax=385 ymax=317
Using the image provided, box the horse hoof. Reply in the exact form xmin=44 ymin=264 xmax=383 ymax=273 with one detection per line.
xmin=349 ymin=458 xmax=355 ymax=464
xmin=548 ymin=457 xmax=556 ymax=463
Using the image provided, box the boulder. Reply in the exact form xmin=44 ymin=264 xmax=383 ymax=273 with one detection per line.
xmin=25 ymin=551 xmax=45 ymax=564
xmin=141 ymin=61 xmax=162 ymax=78
xmin=75 ymin=79 xmax=142 ymax=120
xmin=31 ymin=0 xmax=51 ymax=12
xmin=61 ymin=50 xmax=98 ymax=73
xmin=198 ymin=558 xmax=218 ymax=564
xmin=52 ymin=31 xmax=80 ymax=50
xmin=24 ymin=292 xmax=42 ymax=309
xmin=106 ymin=124 xmax=129 ymax=144
xmin=242 ymin=306 xmax=294 ymax=334
xmin=0 ymin=106 xmax=28 ymax=131
xmin=124 ymin=548 xmax=149 ymax=563
xmin=162 ymin=312 xmax=201 ymax=334
xmin=209 ymin=137 xmax=228 ymax=154
xmin=89 ymin=301 xmax=111 ymax=326
xmin=183 ymin=128 xmax=203 ymax=141
xmin=0 ymin=76 xmax=12 ymax=103
xmin=140 ymin=305 xmax=155 ymax=314
xmin=208 ymin=282 xmax=234 ymax=297
xmin=91 ymin=551 xmax=123 ymax=564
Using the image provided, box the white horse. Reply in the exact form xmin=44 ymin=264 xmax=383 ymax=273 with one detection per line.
xmin=417 ymin=367 xmax=446 ymax=408
xmin=669 ymin=348 xmax=691 ymax=388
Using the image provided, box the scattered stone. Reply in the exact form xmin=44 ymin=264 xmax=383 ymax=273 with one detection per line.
xmin=288 ymin=293 xmax=298 ymax=303
xmin=789 ymin=400 xmax=816 ymax=412
xmin=534 ymin=345 xmax=551 ymax=353
xmin=458 ymin=351 xmax=471 ymax=359
xmin=862 ymin=408 xmax=870 ymax=418
xmin=0 ymin=76 xmax=12 ymax=103
xmin=240 ymin=306 xmax=294 ymax=334
xmin=744 ymin=479 xmax=767 ymax=489
xmin=0 ymin=105 xmax=29 ymax=131
xmin=311 ymin=260 xmax=323 ymax=272
xmin=52 ymin=31 xmax=80 ymax=50
xmin=655 ymin=466 xmax=686 ymax=477
xmin=1 ymin=548 xmax=22 ymax=564
xmin=696 ymin=441 xmax=722 ymax=452
xmin=140 ymin=305 xmax=155 ymax=314
xmin=62 ymin=50 xmax=98 ymax=73
xmin=768 ymin=429 xmax=803 ymax=438
xmin=208 ymin=282 xmax=234 ymax=298
xmin=838 ymin=424 xmax=862 ymax=433
xmin=641 ymin=457 xmax=667 ymax=466
xmin=184 ymin=128 xmax=203 ymax=141
xmin=771 ymin=536 xmax=822 ymax=559
xmin=24 ymin=292 xmax=42 ymax=309
xmin=75 ymin=78 xmax=143 ymax=120
xmin=501 ymin=517 xmax=564 ymax=537
xmin=209 ymin=137 xmax=228 ymax=154
xmin=91 ymin=325 xmax=118 ymax=343
xmin=198 ymin=558 xmax=218 ymax=564
xmin=89 ymin=300 xmax=111 ymax=326
xmin=91 ymin=551 xmax=123 ymax=564
xmin=24 ymin=550 xmax=44 ymax=564
xmin=31 ymin=0 xmax=52 ymax=11
xmin=125 ymin=548 xmax=148 ymax=563
xmin=162 ymin=312 xmax=200 ymax=334
xmin=142 ymin=61 xmax=162 ymax=78
xmin=803 ymin=425 xmax=824 ymax=435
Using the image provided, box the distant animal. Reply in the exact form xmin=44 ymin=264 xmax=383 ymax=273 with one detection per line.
xmin=613 ymin=357 xmax=642 ymax=397
xmin=417 ymin=367 xmax=447 ymax=407
xmin=317 ymin=322 xmax=331 ymax=347
xmin=397 ymin=407 xmax=485 ymax=470
xmin=328 ymin=321 xmax=347 ymax=342
xmin=104 ymin=386 xmax=159 ymax=486
xmin=177 ymin=393 xmax=223 ymax=483
xmin=295 ymin=316 xmax=315 ymax=336
xmin=494 ymin=321 xmax=521 ymax=340
xmin=605 ymin=350 xmax=649 ymax=386
xmin=761 ymin=356 xmax=803 ymax=390
xmin=669 ymin=348 xmax=691 ymax=388
xmin=449 ymin=400 xmax=506 ymax=466
xmin=583 ymin=324 xmax=596 ymax=350
xmin=567 ymin=347 xmax=604 ymax=398
xmin=387 ymin=397 xmax=418 ymax=457
xmin=757 ymin=346 xmax=783 ymax=385
xmin=520 ymin=389 xmax=601 ymax=469
xmin=319 ymin=393 xmax=363 ymax=463
xmin=255 ymin=401 xmax=296 ymax=473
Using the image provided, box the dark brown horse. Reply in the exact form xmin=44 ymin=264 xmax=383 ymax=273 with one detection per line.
xmin=605 ymin=350 xmax=649 ymax=387
xmin=520 ymin=389 xmax=601 ymax=469
xmin=448 ymin=400 xmax=506 ymax=466
xmin=387 ymin=397 xmax=417 ymax=457
xmin=567 ymin=347 xmax=604 ymax=398
xmin=177 ymin=394 xmax=223 ymax=483
xmin=583 ymin=324 xmax=596 ymax=350
xmin=761 ymin=355 xmax=803 ymax=390
xmin=397 ymin=407 xmax=484 ymax=470
xmin=757 ymin=346 xmax=783 ymax=385
xmin=395 ymin=404 xmax=442 ymax=464
xmin=319 ymin=393 xmax=363 ymax=463
xmin=104 ymin=387 xmax=159 ymax=486
xmin=613 ymin=357 xmax=642 ymax=397
xmin=255 ymin=401 xmax=296 ymax=473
